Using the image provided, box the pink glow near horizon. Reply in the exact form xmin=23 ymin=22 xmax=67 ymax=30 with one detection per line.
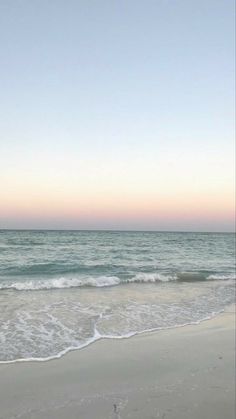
xmin=1 ymin=186 xmax=234 ymax=231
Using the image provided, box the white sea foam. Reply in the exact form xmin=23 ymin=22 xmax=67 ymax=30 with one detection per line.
xmin=207 ymin=273 xmax=236 ymax=280
xmin=0 ymin=273 xmax=182 ymax=291
xmin=0 ymin=277 xmax=234 ymax=363
xmin=0 ymin=332 xmax=102 ymax=364
xmin=127 ymin=272 xmax=176 ymax=283
xmin=0 ymin=276 xmax=121 ymax=291
xmin=0 ymin=309 xmax=225 ymax=365
xmin=0 ymin=274 xmax=174 ymax=291
xmin=0 ymin=271 xmax=234 ymax=291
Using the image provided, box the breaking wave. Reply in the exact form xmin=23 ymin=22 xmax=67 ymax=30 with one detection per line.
xmin=0 ymin=272 xmax=235 ymax=291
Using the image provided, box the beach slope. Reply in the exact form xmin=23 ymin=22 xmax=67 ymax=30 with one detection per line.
xmin=0 ymin=306 xmax=235 ymax=419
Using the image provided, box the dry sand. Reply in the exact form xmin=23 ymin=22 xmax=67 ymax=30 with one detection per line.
xmin=0 ymin=306 xmax=235 ymax=419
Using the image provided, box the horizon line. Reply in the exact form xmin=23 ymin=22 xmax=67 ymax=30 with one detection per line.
xmin=0 ymin=228 xmax=235 ymax=234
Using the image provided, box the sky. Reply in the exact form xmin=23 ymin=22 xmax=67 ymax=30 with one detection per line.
xmin=0 ymin=0 xmax=235 ymax=231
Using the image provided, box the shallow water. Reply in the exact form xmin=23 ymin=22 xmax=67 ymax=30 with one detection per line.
xmin=0 ymin=230 xmax=235 ymax=362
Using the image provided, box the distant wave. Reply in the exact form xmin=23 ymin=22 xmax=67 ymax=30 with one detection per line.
xmin=128 ymin=273 xmax=175 ymax=283
xmin=128 ymin=272 xmax=235 ymax=283
xmin=0 ymin=272 xmax=235 ymax=291
xmin=207 ymin=273 xmax=236 ymax=280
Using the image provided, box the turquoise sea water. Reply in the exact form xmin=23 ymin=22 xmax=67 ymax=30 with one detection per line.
xmin=0 ymin=230 xmax=235 ymax=362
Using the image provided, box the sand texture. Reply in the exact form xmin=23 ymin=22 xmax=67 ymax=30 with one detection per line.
xmin=0 ymin=306 xmax=235 ymax=419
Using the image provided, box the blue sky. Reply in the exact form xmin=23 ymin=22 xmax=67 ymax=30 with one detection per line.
xmin=0 ymin=0 xmax=235 ymax=231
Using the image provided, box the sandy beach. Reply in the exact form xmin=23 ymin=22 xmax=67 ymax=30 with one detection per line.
xmin=0 ymin=305 xmax=234 ymax=419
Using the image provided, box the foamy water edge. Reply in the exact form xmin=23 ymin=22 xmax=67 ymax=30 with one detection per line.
xmin=0 ymin=308 xmax=226 ymax=364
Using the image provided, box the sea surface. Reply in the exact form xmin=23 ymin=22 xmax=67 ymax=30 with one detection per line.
xmin=0 ymin=230 xmax=235 ymax=363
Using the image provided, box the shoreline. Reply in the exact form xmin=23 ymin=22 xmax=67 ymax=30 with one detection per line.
xmin=0 ymin=306 xmax=231 ymax=365
xmin=0 ymin=305 xmax=235 ymax=419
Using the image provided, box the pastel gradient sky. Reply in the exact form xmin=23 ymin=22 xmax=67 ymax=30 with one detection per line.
xmin=0 ymin=0 xmax=235 ymax=231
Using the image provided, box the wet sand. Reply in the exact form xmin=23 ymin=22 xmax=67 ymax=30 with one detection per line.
xmin=0 ymin=306 xmax=235 ymax=419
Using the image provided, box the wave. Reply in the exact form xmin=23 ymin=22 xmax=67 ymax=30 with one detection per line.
xmin=207 ymin=273 xmax=236 ymax=280
xmin=0 ymin=272 xmax=235 ymax=291
xmin=129 ymin=272 xmax=235 ymax=283
xmin=128 ymin=272 xmax=176 ymax=283
xmin=0 ymin=276 xmax=121 ymax=291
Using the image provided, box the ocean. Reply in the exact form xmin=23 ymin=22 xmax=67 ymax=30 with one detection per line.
xmin=0 ymin=230 xmax=235 ymax=363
